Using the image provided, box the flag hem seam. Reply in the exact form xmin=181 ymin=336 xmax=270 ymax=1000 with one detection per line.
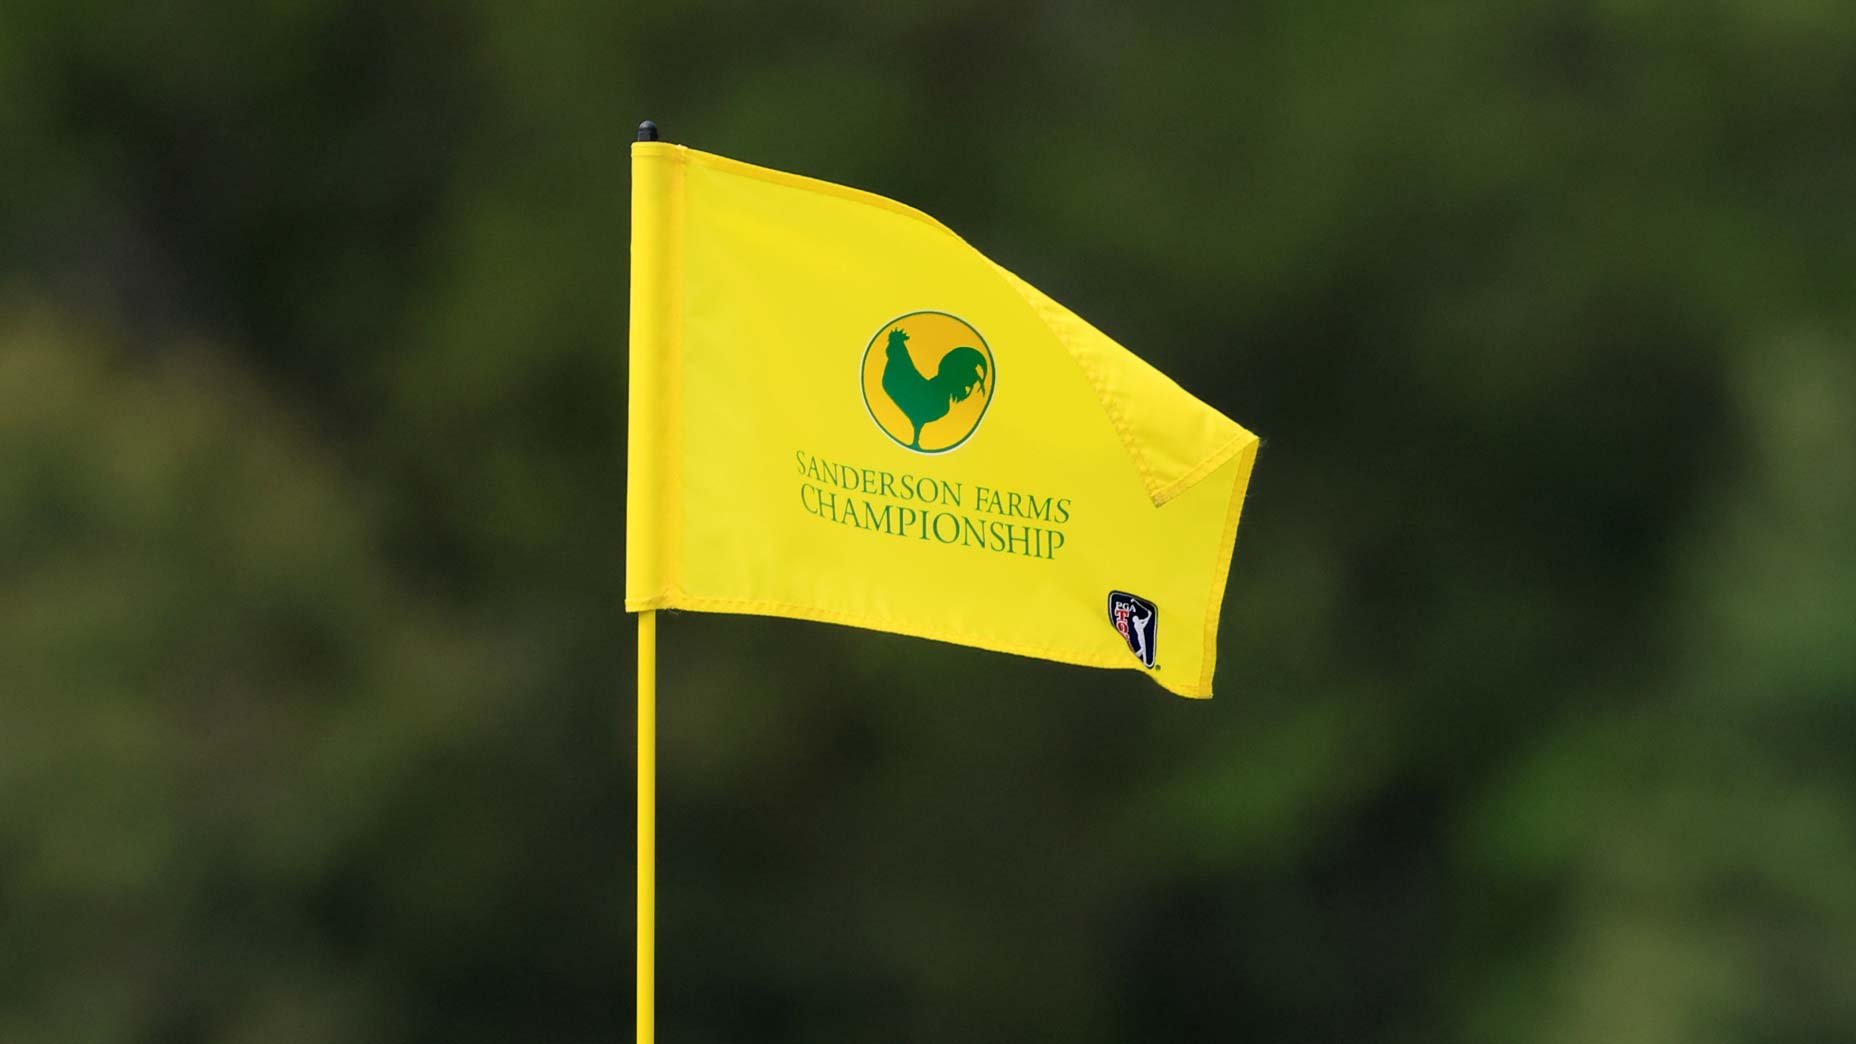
xmin=1151 ymin=429 xmax=1253 ymax=507
xmin=649 ymin=142 xmax=966 ymax=243
xmin=624 ymin=591 xmax=1210 ymax=698
xmin=1195 ymin=437 xmax=1260 ymax=697
xmin=990 ymin=263 xmax=1166 ymax=503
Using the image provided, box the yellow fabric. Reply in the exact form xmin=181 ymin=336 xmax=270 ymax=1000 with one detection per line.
xmin=627 ymin=142 xmax=1259 ymax=697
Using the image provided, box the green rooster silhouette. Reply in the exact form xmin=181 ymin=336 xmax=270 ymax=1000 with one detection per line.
xmin=880 ymin=327 xmax=989 ymax=450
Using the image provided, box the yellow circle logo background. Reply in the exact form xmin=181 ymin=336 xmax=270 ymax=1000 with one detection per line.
xmin=860 ymin=311 xmax=995 ymax=454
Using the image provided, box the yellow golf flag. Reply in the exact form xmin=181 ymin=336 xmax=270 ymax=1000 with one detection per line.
xmin=626 ymin=142 xmax=1258 ymax=697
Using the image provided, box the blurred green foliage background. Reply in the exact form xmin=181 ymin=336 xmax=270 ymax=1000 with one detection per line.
xmin=4 ymin=2 xmax=1855 ymax=1042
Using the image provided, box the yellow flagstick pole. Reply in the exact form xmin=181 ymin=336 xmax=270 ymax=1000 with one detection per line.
xmin=637 ymin=608 xmax=656 ymax=1044
xmin=632 ymin=117 xmax=663 ymax=1044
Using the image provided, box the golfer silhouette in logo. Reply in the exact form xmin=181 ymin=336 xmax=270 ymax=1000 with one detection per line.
xmin=1128 ymin=599 xmax=1153 ymax=667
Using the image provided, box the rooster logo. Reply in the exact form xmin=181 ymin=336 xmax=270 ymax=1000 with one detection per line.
xmin=860 ymin=311 xmax=995 ymax=454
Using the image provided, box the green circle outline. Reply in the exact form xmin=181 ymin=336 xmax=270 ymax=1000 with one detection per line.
xmin=858 ymin=309 xmax=996 ymax=455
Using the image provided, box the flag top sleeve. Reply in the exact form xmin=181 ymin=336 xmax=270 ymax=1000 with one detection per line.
xmin=626 ymin=142 xmax=1260 ymax=698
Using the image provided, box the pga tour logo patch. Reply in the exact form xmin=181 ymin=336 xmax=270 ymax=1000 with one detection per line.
xmin=1108 ymin=591 xmax=1158 ymax=669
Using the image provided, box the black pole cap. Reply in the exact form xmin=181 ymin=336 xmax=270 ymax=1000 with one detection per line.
xmin=637 ymin=120 xmax=659 ymax=142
